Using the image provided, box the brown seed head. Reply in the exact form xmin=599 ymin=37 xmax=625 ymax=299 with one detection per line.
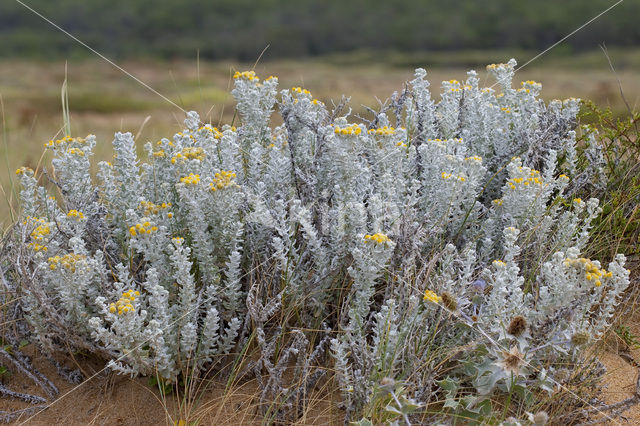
xmin=498 ymin=346 xmax=525 ymax=375
xmin=532 ymin=411 xmax=549 ymax=426
xmin=440 ymin=291 xmax=458 ymax=311
xmin=379 ymin=377 xmax=396 ymax=391
xmin=571 ymin=331 xmax=590 ymax=346
xmin=507 ymin=315 xmax=527 ymax=337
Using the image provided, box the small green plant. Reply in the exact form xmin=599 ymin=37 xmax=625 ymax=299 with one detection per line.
xmin=615 ymin=324 xmax=640 ymax=350
xmin=148 ymin=374 xmax=175 ymax=396
xmin=354 ymin=378 xmax=421 ymax=425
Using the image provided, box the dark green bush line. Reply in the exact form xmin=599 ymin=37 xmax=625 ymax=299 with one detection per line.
xmin=1 ymin=0 xmax=639 ymax=60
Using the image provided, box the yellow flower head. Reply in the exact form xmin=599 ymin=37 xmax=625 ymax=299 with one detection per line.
xmin=233 ymin=70 xmax=258 ymax=81
xmin=15 ymin=166 xmax=34 ymax=176
xmin=334 ymin=124 xmax=362 ymax=136
xmin=364 ymin=233 xmax=391 ymax=245
xmin=180 ymin=173 xmax=200 ymax=185
xmin=67 ymin=209 xmax=85 ymax=219
xmin=209 ymin=170 xmax=237 ymax=192
xmin=423 ymin=290 xmax=442 ymax=304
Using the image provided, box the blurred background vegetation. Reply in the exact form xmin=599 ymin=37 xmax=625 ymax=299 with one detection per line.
xmin=0 ymin=0 xmax=639 ymax=227
xmin=1 ymin=0 xmax=639 ymax=60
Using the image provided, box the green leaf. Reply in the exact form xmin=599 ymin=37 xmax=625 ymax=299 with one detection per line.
xmin=350 ymin=419 xmax=373 ymax=426
xmin=385 ymin=404 xmax=402 ymax=415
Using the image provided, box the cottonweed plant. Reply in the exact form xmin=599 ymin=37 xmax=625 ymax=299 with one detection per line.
xmin=5 ymin=59 xmax=631 ymax=423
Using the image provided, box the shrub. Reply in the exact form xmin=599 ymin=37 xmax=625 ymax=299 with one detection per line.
xmin=6 ymin=59 xmax=630 ymax=423
xmin=579 ymin=101 xmax=640 ymax=263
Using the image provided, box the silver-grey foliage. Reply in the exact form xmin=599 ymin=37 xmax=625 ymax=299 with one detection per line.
xmin=5 ymin=60 xmax=630 ymax=422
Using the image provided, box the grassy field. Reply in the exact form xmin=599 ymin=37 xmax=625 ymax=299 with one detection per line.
xmin=1 ymin=50 xmax=639 ymax=227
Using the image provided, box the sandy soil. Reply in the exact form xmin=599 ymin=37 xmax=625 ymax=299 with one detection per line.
xmin=597 ymin=319 xmax=640 ymax=425
xmin=0 ymin=345 xmax=341 ymax=425
xmin=5 ymin=344 xmax=639 ymax=425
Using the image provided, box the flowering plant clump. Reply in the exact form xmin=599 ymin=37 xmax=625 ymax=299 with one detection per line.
xmin=7 ymin=59 xmax=630 ymax=422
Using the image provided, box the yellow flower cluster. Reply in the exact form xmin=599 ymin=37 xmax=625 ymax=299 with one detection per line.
xmin=48 ymin=253 xmax=86 ymax=272
xmin=367 ymin=126 xmax=396 ymax=136
xmin=156 ymin=139 xmax=175 ymax=147
xmin=486 ymin=63 xmax=513 ymax=70
xmin=67 ymin=148 xmax=85 ymax=156
xmin=291 ymin=87 xmax=311 ymax=95
xmin=152 ymin=150 xmax=166 ymax=157
xmin=25 ymin=217 xmax=50 ymax=252
xmin=441 ymin=172 xmax=466 ymax=182
xmin=563 ymin=257 xmax=612 ymax=287
xmin=139 ymin=200 xmax=172 ymax=216
xmin=492 ymin=199 xmax=504 ymax=206
xmin=427 ymin=138 xmax=463 ymax=144
xmin=198 ymin=125 xmax=224 ymax=139
xmin=209 ymin=170 xmax=237 ymax=192
xmin=180 ymin=173 xmax=201 ymax=185
xmin=501 ymin=107 xmax=511 ymax=114
xmin=518 ymin=81 xmax=542 ymax=94
xmin=15 ymin=166 xmax=34 ymax=176
xmin=175 ymin=132 xmax=195 ymax=142
xmin=67 ymin=209 xmax=85 ymax=219
xmin=423 ymin=289 xmax=441 ymax=303
xmin=506 ymin=169 xmax=542 ymax=190
xmin=464 ymin=156 xmax=482 ymax=162
xmin=171 ymin=147 xmax=205 ymax=164
xmin=172 ymin=237 xmax=185 ymax=245
xmin=446 ymin=79 xmax=472 ymax=92
xmin=129 ymin=221 xmax=158 ymax=237
xmin=492 ymin=259 xmax=506 ymax=267
xmin=233 ymin=70 xmax=259 ymax=81
xmin=108 ymin=289 xmax=140 ymax=315
xmin=334 ymin=124 xmax=362 ymax=136
xmin=573 ymin=198 xmax=583 ymax=206
xmin=364 ymin=233 xmax=391 ymax=244
xmin=44 ymin=135 xmax=87 ymax=148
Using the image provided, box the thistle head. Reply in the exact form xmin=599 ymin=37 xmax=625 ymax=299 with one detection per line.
xmin=440 ymin=291 xmax=458 ymax=311
xmin=507 ymin=315 xmax=527 ymax=337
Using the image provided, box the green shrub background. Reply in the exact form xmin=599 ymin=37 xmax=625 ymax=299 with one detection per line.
xmin=1 ymin=0 xmax=639 ymax=60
